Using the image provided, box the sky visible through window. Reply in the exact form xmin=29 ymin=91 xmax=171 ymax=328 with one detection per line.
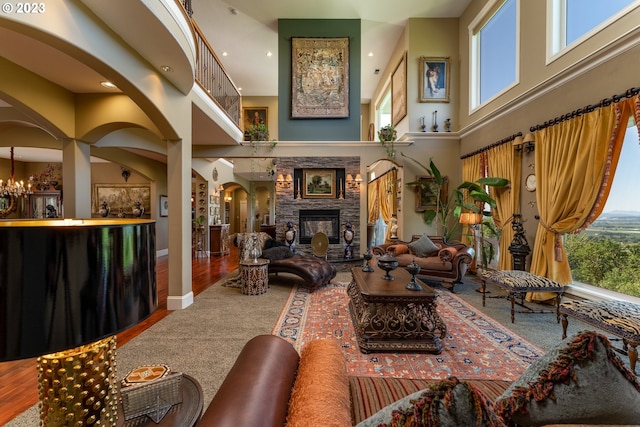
xmin=602 ymin=125 xmax=640 ymax=213
xmin=479 ymin=0 xmax=516 ymax=104
xmin=566 ymin=0 xmax=634 ymax=45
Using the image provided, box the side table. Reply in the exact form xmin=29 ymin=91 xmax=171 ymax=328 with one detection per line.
xmin=239 ymin=259 xmax=270 ymax=295
xmin=117 ymin=373 xmax=203 ymax=427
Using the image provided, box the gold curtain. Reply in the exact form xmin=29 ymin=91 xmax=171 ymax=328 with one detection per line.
xmin=377 ymin=169 xmax=397 ymax=242
xmin=367 ymin=179 xmax=379 ymax=224
xmin=487 ymin=142 xmax=521 ymax=271
xmin=529 ymin=99 xmax=635 ymax=299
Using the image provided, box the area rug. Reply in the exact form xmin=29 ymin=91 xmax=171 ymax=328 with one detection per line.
xmin=272 ymin=280 xmax=544 ymax=382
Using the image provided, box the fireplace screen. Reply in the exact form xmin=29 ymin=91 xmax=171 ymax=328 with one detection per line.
xmin=299 ymin=209 xmax=340 ymax=244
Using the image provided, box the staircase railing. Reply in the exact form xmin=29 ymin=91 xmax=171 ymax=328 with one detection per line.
xmin=178 ymin=0 xmax=242 ymax=129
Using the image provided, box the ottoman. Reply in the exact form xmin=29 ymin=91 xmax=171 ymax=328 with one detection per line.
xmin=480 ymin=270 xmax=564 ymax=323
xmin=560 ymin=299 xmax=640 ymax=374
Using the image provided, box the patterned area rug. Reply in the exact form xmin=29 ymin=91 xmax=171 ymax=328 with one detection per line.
xmin=272 ymin=280 xmax=544 ymax=382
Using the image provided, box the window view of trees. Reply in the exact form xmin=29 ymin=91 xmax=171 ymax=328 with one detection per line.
xmin=565 ymin=125 xmax=640 ymax=297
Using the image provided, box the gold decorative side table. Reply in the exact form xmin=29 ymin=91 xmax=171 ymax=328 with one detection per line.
xmin=239 ymin=259 xmax=270 ymax=295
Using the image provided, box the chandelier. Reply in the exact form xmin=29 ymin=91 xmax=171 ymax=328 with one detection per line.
xmin=0 ymin=147 xmax=33 ymax=198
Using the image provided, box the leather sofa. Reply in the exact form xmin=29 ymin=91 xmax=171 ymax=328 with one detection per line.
xmin=372 ymin=235 xmax=474 ymax=292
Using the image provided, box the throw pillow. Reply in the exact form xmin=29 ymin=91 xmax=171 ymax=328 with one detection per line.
xmin=286 ymin=339 xmax=351 ymax=427
xmin=264 ymin=238 xmax=288 ymax=249
xmin=355 ymin=377 xmax=505 ymax=427
xmin=260 ymin=246 xmax=293 ymax=261
xmin=438 ymin=247 xmax=458 ymax=263
xmin=407 ymin=234 xmax=440 ymax=258
xmin=494 ymin=331 xmax=640 ymax=426
xmin=388 ymin=244 xmax=410 ymax=256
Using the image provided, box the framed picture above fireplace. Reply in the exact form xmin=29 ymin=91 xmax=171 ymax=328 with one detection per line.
xmin=303 ymin=169 xmax=336 ymax=199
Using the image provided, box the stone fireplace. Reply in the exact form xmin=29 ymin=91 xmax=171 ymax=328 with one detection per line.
xmin=299 ymin=209 xmax=340 ymax=244
xmin=275 ymin=157 xmax=360 ymax=259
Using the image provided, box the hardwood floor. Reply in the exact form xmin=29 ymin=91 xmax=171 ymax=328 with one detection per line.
xmin=0 ymin=249 xmax=239 ymax=426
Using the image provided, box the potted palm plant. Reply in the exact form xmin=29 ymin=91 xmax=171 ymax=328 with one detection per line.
xmin=403 ymin=155 xmax=509 ymax=242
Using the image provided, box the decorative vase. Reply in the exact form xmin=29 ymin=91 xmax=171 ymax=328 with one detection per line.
xmin=362 ymin=248 xmax=374 ymax=272
xmin=343 ymin=222 xmax=355 ymax=259
xmin=250 ymin=234 xmax=261 ymax=263
xmin=132 ymin=201 xmax=145 ymax=218
xmin=405 ymin=258 xmax=422 ymax=291
xmin=98 ymin=201 xmax=110 ymax=218
xmin=377 ymin=252 xmax=398 ymax=281
xmin=117 ymin=207 xmax=126 ymax=218
xmin=284 ymin=221 xmax=296 ymax=253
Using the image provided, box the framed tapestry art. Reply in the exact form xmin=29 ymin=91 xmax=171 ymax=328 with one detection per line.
xmin=93 ymin=184 xmax=151 ymax=217
xmin=291 ymin=37 xmax=349 ymax=118
xmin=419 ymin=56 xmax=450 ymax=103
xmin=391 ymin=52 xmax=407 ymax=126
xmin=303 ymin=169 xmax=336 ymax=199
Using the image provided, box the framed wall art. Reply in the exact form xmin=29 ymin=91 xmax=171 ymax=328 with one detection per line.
xmin=391 ymin=52 xmax=407 ymax=126
xmin=303 ymin=169 xmax=336 ymax=199
xmin=160 ymin=195 xmax=169 ymax=217
xmin=93 ymin=184 xmax=151 ymax=217
xmin=419 ymin=56 xmax=450 ymax=103
xmin=242 ymin=107 xmax=268 ymax=140
xmin=415 ymin=176 xmax=448 ymax=212
xmin=291 ymin=37 xmax=349 ymax=118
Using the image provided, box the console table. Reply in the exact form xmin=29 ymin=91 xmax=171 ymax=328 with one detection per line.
xmin=348 ymin=266 xmax=447 ymax=354
xmin=117 ymin=374 xmax=203 ymax=427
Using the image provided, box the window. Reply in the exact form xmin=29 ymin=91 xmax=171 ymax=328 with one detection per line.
xmin=565 ymin=124 xmax=640 ymax=297
xmin=470 ymin=0 xmax=518 ymax=109
xmin=376 ymin=89 xmax=392 ymax=140
xmin=550 ymin=0 xmax=637 ymax=55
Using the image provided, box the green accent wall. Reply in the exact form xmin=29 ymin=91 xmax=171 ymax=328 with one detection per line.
xmin=278 ymin=19 xmax=361 ymax=141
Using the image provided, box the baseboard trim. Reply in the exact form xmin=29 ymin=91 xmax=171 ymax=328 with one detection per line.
xmin=167 ymin=292 xmax=194 ymax=310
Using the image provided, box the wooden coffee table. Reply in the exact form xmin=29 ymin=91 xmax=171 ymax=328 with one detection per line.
xmin=348 ymin=266 xmax=447 ymax=354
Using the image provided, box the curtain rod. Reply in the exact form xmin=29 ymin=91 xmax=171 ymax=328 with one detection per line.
xmin=460 ymin=132 xmax=522 ymax=160
xmin=529 ymin=86 xmax=640 ymax=132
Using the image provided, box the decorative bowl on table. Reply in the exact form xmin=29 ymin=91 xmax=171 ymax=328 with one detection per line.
xmin=377 ymin=252 xmax=398 ymax=280
xmin=405 ymin=258 xmax=423 ymax=291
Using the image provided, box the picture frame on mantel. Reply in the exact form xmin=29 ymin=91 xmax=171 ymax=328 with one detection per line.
xmin=419 ymin=56 xmax=450 ymax=103
xmin=303 ymin=169 xmax=336 ymax=199
xmin=391 ymin=52 xmax=407 ymax=126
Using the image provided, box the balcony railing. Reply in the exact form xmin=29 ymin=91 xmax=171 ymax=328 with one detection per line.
xmin=179 ymin=0 xmax=242 ymax=129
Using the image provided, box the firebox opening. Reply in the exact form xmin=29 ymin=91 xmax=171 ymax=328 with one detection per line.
xmin=299 ymin=209 xmax=340 ymax=244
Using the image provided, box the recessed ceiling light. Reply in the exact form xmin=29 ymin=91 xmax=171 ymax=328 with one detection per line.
xmin=368 ymin=52 xmax=374 ymax=57
xmin=266 ymin=51 xmax=272 ymax=57
xmin=160 ymin=65 xmax=173 ymax=72
xmin=101 ymin=81 xmax=117 ymax=89
xmin=222 ymin=51 xmax=228 ymax=56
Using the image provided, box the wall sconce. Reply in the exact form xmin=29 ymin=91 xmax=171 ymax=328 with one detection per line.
xmin=276 ymin=173 xmax=293 ymax=189
xmin=514 ymin=133 xmax=535 ymax=153
xmin=224 ymin=193 xmax=232 ymax=202
xmin=346 ymin=173 xmax=363 ymax=189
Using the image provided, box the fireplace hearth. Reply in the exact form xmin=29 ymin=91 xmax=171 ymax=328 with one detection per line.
xmin=299 ymin=209 xmax=340 ymax=244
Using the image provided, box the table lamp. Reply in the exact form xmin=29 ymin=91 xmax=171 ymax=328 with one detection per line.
xmin=0 ymin=219 xmax=157 ymax=426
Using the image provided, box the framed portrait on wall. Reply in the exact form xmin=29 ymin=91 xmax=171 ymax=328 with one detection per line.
xmin=303 ymin=169 xmax=336 ymax=199
xmin=419 ymin=56 xmax=450 ymax=103
xmin=391 ymin=52 xmax=407 ymax=126
xmin=160 ymin=195 xmax=169 ymax=217
xmin=242 ymin=107 xmax=268 ymax=140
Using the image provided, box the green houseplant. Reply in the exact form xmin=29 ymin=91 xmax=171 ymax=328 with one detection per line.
xmin=378 ymin=124 xmax=397 ymax=160
xmin=247 ymin=123 xmax=270 ymax=142
xmin=403 ymin=154 xmax=509 ymax=242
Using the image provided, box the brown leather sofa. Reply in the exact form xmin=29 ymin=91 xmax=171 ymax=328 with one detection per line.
xmin=372 ymin=235 xmax=474 ymax=292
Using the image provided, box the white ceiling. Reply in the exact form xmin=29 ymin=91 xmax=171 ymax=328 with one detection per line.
xmin=193 ymin=0 xmax=470 ymax=102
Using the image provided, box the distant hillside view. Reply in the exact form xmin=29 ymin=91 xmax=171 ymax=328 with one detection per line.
xmin=565 ymin=210 xmax=640 ymax=297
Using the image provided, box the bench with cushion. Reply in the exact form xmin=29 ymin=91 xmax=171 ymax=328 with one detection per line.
xmin=480 ymin=270 xmax=564 ymax=323
xmin=560 ymin=299 xmax=640 ymax=374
